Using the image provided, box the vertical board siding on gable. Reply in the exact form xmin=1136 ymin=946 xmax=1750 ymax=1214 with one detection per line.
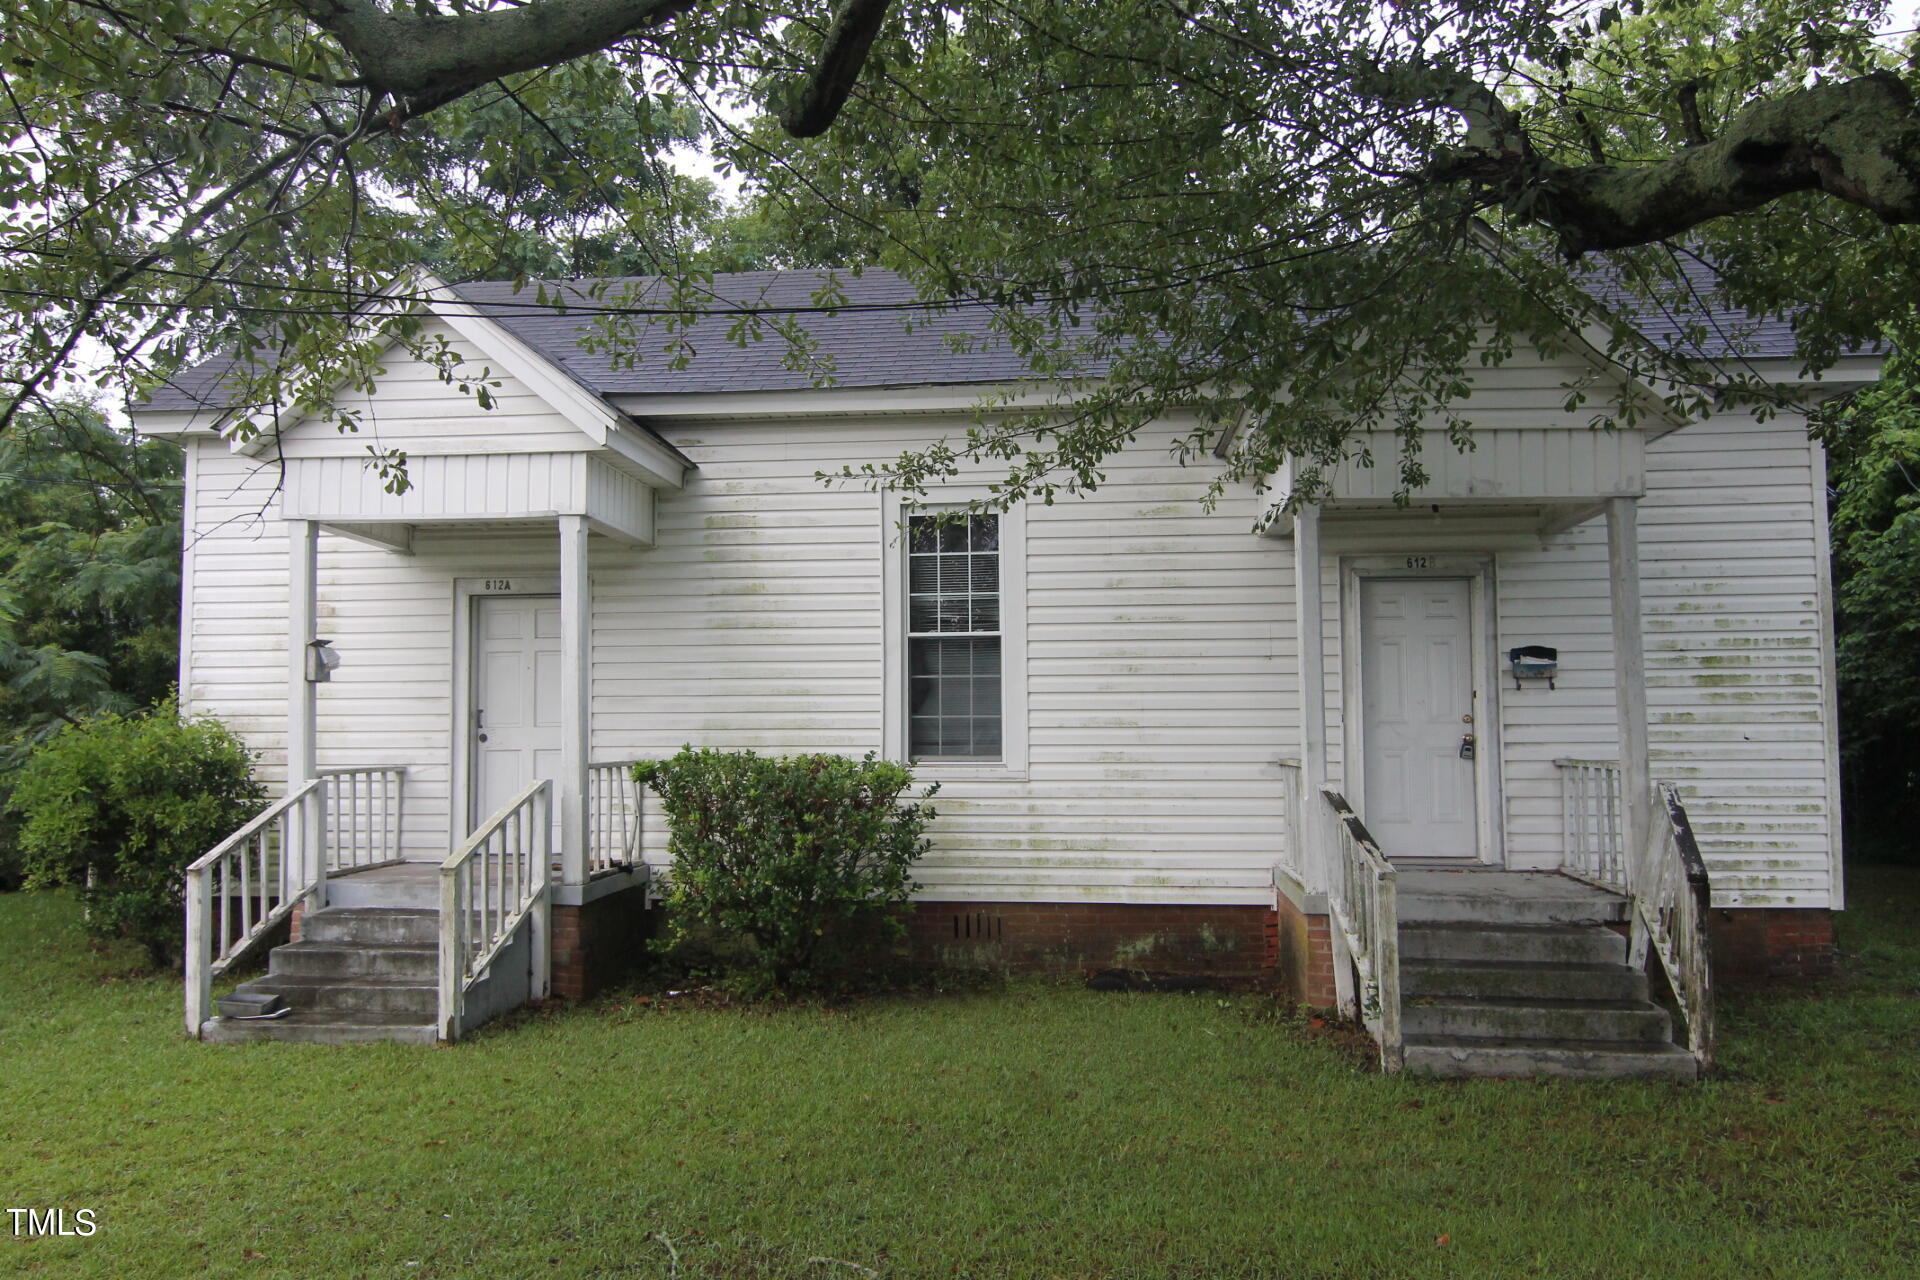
xmin=595 ymin=418 xmax=1296 ymax=904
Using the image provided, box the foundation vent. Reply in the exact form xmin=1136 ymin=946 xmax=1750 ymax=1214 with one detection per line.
xmin=951 ymin=912 xmax=1004 ymax=941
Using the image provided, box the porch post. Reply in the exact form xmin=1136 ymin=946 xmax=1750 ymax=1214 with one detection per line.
xmin=1293 ymin=502 xmax=1329 ymax=891
xmin=559 ymin=515 xmax=590 ymax=888
xmin=288 ymin=519 xmax=323 ymax=895
xmin=1606 ymin=497 xmax=1652 ymax=872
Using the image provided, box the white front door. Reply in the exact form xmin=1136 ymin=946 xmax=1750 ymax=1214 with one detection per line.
xmin=1359 ymin=577 xmax=1478 ymax=860
xmin=471 ymin=595 xmax=562 ymax=832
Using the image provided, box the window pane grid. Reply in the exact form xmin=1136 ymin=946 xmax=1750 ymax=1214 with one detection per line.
xmin=907 ymin=513 xmax=1002 ymax=760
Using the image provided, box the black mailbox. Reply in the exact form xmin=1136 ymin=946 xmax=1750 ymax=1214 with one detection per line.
xmin=1509 ymin=645 xmax=1558 ymax=691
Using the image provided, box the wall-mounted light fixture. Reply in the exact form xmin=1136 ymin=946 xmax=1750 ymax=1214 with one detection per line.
xmin=306 ymin=638 xmax=341 ymax=683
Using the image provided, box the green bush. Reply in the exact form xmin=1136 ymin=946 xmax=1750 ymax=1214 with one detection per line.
xmin=638 ymin=748 xmax=938 ymax=990
xmin=7 ymin=700 xmax=265 ymax=967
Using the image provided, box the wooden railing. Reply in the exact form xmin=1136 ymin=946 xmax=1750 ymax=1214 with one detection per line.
xmin=587 ymin=761 xmax=644 ymax=876
xmin=318 ymin=766 xmax=406 ymax=872
xmin=1322 ymin=788 xmax=1402 ymax=1072
xmin=1273 ymin=758 xmax=1304 ymax=884
xmin=183 ymin=780 xmax=324 ymax=1036
xmin=1557 ymin=761 xmax=1714 ymax=1067
xmin=1633 ymin=783 xmax=1715 ymax=1066
xmin=1555 ymin=758 xmax=1626 ymax=892
xmin=439 ymin=780 xmax=551 ymax=1042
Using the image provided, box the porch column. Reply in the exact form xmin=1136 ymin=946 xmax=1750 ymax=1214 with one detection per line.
xmin=288 ymin=519 xmax=322 ymax=894
xmin=1606 ymin=496 xmax=1652 ymax=867
xmin=559 ymin=515 xmax=590 ymax=887
xmin=1292 ymin=503 xmax=1330 ymax=891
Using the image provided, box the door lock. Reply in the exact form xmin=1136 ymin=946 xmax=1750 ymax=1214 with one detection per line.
xmin=1458 ymin=734 xmax=1476 ymax=761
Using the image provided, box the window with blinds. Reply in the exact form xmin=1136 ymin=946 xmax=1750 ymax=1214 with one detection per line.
xmin=906 ymin=512 xmax=1002 ymax=760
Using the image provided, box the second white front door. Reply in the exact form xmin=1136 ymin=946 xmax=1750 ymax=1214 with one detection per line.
xmin=472 ymin=595 xmax=562 ymax=832
xmin=1358 ymin=577 xmax=1479 ymax=860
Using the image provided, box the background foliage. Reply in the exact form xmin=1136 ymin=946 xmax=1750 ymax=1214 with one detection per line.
xmin=1819 ymin=353 xmax=1920 ymax=863
xmin=6 ymin=699 xmax=264 ymax=966
xmin=0 ymin=398 xmax=183 ymax=888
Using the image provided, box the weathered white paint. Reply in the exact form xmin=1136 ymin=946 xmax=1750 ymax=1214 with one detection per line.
xmin=1292 ymin=504 xmax=1329 ymax=889
xmin=282 ymin=453 xmax=655 ymax=546
xmin=156 ymin=326 xmax=1845 ymax=911
xmin=1608 ymin=496 xmax=1652 ymax=870
xmin=1358 ymin=576 xmax=1478 ymax=859
xmin=1318 ymin=426 xmax=1645 ymax=505
xmin=559 ymin=515 xmax=591 ymax=887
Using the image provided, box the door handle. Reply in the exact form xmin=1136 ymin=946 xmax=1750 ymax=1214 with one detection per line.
xmin=1458 ymin=734 xmax=1476 ymax=761
xmin=477 ymin=733 xmax=488 ymax=743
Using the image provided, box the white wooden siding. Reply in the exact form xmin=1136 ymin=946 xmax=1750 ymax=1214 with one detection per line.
xmin=263 ymin=318 xmax=584 ymax=458
xmin=176 ymin=331 xmax=1837 ymax=909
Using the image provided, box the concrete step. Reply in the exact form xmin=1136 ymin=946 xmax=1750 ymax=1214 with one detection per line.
xmin=1402 ymin=1035 xmax=1699 ymax=1081
xmin=326 ymin=864 xmax=442 ymax=910
xmin=1403 ymin=958 xmax=1649 ymax=1003
xmin=302 ymin=907 xmax=438 ymax=947
xmin=232 ymin=973 xmax=437 ymax=1020
xmin=1402 ymin=996 xmax=1673 ymax=1043
xmin=1395 ymin=871 xmax=1629 ymax=927
xmin=200 ymin=1011 xmax=438 ymax=1046
xmin=268 ymin=940 xmax=438 ymax=982
xmin=1400 ymin=922 xmax=1627 ymax=967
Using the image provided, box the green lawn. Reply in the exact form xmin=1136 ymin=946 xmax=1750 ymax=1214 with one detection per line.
xmin=2 ymin=870 xmax=1916 ymax=1280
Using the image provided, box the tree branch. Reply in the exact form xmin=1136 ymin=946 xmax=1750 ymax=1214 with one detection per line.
xmin=777 ymin=0 xmax=895 ymax=138
xmin=1410 ymin=69 xmax=1920 ymax=256
xmin=284 ymin=0 xmax=701 ymax=114
xmin=1533 ymin=71 xmax=1920 ymax=254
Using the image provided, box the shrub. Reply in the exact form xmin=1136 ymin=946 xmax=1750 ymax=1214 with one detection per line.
xmin=7 ymin=700 xmax=265 ymax=968
xmin=638 ymin=748 xmax=938 ymax=990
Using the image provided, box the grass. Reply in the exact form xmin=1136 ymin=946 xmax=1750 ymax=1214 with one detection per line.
xmin=1 ymin=869 xmax=1916 ymax=1280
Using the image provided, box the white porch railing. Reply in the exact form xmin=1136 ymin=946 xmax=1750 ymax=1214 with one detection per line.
xmin=318 ymin=766 xmax=406 ymax=872
xmin=1273 ymin=758 xmax=1304 ymax=884
xmin=587 ymin=761 xmax=644 ymax=876
xmin=183 ymin=779 xmax=324 ymax=1035
xmin=1321 ymin=788 xmax=1402 ymax=1072
xmin=1556 ymin=760 xmax=1715 ymax=1068
xmin=1555 ymin=758 xmax=1626 ymax=892
xmin=1633 ymin=783 xmax=1716 ymax=1066
xmin=439 ymin=779 xmax=551 ymax=1041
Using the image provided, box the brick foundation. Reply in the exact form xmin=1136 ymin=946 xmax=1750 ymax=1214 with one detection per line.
xmin=1707 ymin=907 xmax=1836 ymax=981
xmin=1271 ymin=894 xmax=1338 ymax=1007
xmin=905 ymin=901 xmax=1274 ymax=981
xmin=550 ymin=884 xmax=657 ymax=1000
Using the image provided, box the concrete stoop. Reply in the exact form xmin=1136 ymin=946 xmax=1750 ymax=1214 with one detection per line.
xmin=1394 ymin=871 xmax=1700 ymax=1081
xmin=200 ymin=875 xmax=443 ymax=1045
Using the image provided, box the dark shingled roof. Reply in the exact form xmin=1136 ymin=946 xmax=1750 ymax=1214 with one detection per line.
xmin=1577 ymin=255 xmax=1809 ymax=363
xmin=139 ymin=270 xmax=1047 ymax=413
xmin=138 ymin=264 xmax=1832 ymax=416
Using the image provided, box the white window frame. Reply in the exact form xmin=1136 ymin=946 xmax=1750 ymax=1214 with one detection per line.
xmin=881 ymin=489 xmax=1028 ymax=778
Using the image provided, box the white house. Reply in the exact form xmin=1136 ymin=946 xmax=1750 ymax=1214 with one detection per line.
xmin=133 ymin=269 xmax=1874 ymax=1077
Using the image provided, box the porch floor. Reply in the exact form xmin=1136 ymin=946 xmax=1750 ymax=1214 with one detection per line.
xmin=1393 ymin=869 xmax=1629 ymax=926
xmin=328 ymin=861 xmax=440 ymax=910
